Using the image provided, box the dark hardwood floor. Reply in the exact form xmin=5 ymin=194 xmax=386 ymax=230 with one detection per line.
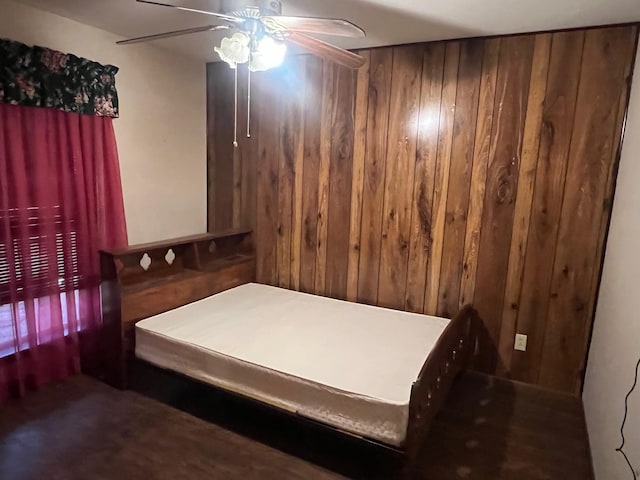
xmin=0 ymin=370 xmax=593 ymax=480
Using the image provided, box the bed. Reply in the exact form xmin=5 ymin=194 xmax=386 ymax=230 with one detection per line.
xmin=100 ymin=232 xmax=479 ymax=471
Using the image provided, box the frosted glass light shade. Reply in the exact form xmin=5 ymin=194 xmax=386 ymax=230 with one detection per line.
xmin=214 ymin=32 xmax=250 ymax=68
xmin=249 ymin=36 xmax=287 ymax=72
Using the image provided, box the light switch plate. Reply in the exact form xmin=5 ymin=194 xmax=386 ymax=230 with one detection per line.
xmin=515 ymin=334 xmax=528 ymax=352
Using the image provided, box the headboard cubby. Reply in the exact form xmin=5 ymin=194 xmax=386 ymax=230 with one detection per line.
xmin=100 ymin=229 xmax=255 ymax=388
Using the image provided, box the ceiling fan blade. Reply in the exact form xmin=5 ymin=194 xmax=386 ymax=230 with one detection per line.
xmin=262 ymin=16 xmax=365 ymax=38
xmin=117 ymin=25 xmax=228 ymax=45
xmin=136 ymin=0 xmax=244 ymax=23
xmin=285 ymin=32 xmax=365 ymax=69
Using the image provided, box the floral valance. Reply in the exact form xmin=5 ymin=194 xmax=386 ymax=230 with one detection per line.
xmin=0 ymin=38 xmax=119 ymax=117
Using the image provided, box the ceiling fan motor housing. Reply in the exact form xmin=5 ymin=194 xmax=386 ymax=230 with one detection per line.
xmin=220 ymin=0 xmax=282 ymax=17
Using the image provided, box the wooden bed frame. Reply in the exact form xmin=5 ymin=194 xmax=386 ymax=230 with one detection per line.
xmin=100 ymin=232 xmax=479 ymax=473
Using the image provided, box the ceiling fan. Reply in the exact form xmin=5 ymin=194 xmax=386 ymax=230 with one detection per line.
xmin=118 ymin=0 xmax=366 ymax=147
xmin=117 ymin=0 xmax=367 ymax=70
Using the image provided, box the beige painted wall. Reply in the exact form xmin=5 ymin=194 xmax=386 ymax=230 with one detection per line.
xmin=0 ymin=0 xmax=207 ymax=244
xmin=583 ymin=41 xmax=640 ymax=479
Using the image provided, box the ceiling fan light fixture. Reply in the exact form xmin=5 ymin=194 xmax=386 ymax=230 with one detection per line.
xmin=126 ymin=0 xmax=366 ymax=148
xmin=214 ymin=31 xmax=250 ymax=68
xmin=249 ymin=36 xmax=287 ymax=72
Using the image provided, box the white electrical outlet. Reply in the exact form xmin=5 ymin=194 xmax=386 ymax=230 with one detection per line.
xmin=514 ymin=334 xmax=528 ymax=352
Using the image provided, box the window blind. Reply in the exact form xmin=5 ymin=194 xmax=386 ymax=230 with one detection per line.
xmin=0 ymin=206 xmax=80 ymax=303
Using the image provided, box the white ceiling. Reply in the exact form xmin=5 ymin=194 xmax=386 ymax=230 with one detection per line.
xmin=16 ymin=0 xmax=640 ymax=62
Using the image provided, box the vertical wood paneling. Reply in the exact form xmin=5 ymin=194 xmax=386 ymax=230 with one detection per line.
xmin=459 ymin=38 xmax=500 ymax=308
xmin=497 ymin=33 xmax=552 ymax=376
xmin=510 ymin=31 xmax=584 ymax=383
xmin=473 ymin=35 xmax=535 ymax=373
xmin=254 ymin=70 xmax=280 ymax=285
xmin=346 ymin=51 xmax=371 ymax=302
xmin=207 ymin=25 xmax=637 ymax=393
xmin=299 ymin=57 xmax=323 ymax=293
xmin=405 ymin=43 xmax=445 ymax=313
xmin=437 ymin=40 xmax=483 ymax=318
xmin=232 ymin=68 xmax=246 ymax=229
xmin=240 ymin=66 xmax=257 ymax=232
xmin=581 ymin=26 xmax=639 ymax=393
xmin=325 ymin=66 xmax=356 ymax=300
xmin=273 ymin=58 xmax=307 ymax=290
xmin=539 ymin=27 xmax=638 ymax=392
xmin=289 ymin=57 xmax=306 ymax=292
xmin=423 ymin=42 xmax=460 ymax=315
xmin=206 ymin=63 xmax=217 ymax=231
xmin=357 ymin=48 xmax=393 ymax=305
xmin=277 ymin=70 xmax=294 ymax=289
xmin=314 ymin=62 xmax=336 ymax=296
xmin=378 ymin=46 xmax=423 ymax=309
xmin=207 ymin=62 xmax=235 ymax=232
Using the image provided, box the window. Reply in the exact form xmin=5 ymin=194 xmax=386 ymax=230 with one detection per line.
xmin=0 ymin=206 xmax=82 ymax=357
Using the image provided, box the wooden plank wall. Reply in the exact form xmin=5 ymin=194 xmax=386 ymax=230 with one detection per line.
xmin=207 ymin=25 xmax=638 ymax=394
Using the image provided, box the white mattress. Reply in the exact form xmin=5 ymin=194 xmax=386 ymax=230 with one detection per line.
xmin=135 ymin=283 xmax=449 ymax=446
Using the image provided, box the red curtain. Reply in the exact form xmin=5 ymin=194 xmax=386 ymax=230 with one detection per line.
xmin=0 ymin=103 xmax=127 ymax=400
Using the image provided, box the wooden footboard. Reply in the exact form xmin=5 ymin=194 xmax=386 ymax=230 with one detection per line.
xmin=405 ymin=305 xmax=478 ymax=464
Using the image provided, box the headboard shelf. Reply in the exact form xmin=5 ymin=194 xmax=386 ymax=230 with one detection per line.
xmin=100 ymin=230 xmax=255 ymax=388
xmin=120 ymin=269 xmax=202 ymax=294
xmin=101 ymin=228 xmax=252 ymax=256
xmin=198 ymin=253 xmax=254 ymax=272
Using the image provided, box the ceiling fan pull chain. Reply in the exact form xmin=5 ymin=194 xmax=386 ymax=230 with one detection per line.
xmin=247 ymin=65 xmax=251 ymax=138
xmin=233 ymin=66 xmax=239 ymax=148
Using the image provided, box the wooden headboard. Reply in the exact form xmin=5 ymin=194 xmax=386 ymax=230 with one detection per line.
xmin=100 ymin=229 xmax=255 ymax=388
